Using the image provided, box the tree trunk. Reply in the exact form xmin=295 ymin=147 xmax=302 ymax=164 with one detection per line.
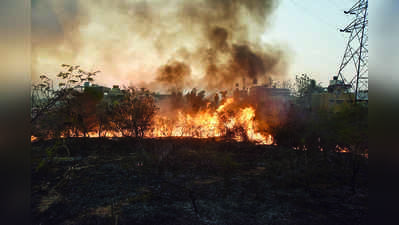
xmin=98 ymin=122 xmax=102 ymax=138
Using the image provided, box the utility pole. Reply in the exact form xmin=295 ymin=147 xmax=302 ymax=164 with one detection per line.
xmin=337 ymin=0 xmax=368 ymax=102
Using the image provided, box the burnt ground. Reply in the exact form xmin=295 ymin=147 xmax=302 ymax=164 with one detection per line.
xmin=31 ymin=138 xmax=368 ymax=225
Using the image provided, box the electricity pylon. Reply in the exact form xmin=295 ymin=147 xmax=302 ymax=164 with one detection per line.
xmin=337 ymin=0 xmax=368 ymax=101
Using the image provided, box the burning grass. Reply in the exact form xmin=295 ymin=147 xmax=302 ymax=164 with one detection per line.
xmin=32 ymin=97 xmax=273 ymax=145
xmin=150 ymin=98 xmax=272 ymax=144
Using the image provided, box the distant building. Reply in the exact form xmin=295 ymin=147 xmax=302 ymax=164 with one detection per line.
xmin=90 ymin=84 xmax=111 ymax=96
xmin=154 ymin=93 xmax=173 ymax=102
xmin=327 ymin=76 xmax=352 ymax=93
xmin=311 ymin=76 xmax=355 ymax=113
xmin=233 ymin=86 xmax=249 ymax=101
xmin=73 ymin=85 xmax=85 ymax=93
xmin=109 ymin=85 xmax=125 ymax=96
xmin=101 ymin=85 xmax=124 ymax=102
xmin=249 ymin=85 xmax=292 ymax=120
xmin=153 ymin=93 xmax=174 ymax=112
xmin=249 ymin=85 xmax=291 ymax=102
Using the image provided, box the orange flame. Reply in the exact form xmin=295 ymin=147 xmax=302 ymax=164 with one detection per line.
xmin=149 ymin=98 xmax=272 ymax=144
xmin=31 ymin=98 xmax=273 ymax=145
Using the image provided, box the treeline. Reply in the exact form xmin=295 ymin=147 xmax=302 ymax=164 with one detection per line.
xmin=30 ymin=65 xmax=245 ymax=140
xmin=32 ymin=86 xmax=158 ymax=139
xmin=31 ymin=65 xmax=368 ymax=158
xmin=270 ymin=73 xmax=368 ymax=155
xmin=270 ymin=103 xmax=368 ymax=154
xmin=31 ymin=65 xmax=158 ymax=139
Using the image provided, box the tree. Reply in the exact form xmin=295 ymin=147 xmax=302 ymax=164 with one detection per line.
xmin=96 ymin=101 xmax=112 ymax=138
xmin=31 ymin=64 xmax=99 ymax=124
xmin=31 ymin=64 xmax=100 ymax=139
xmin=68 ymin=86 xmax=104 ymax=137
xmin=294 ymin=74 xmax=324 ymax=98
xmin=293 ymin=74 xmax=324 ymax=111
xmin=113 ymin=88 xmax=158 ymax=138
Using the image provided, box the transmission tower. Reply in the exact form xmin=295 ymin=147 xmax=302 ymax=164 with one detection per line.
xmin=336 ymin=0 xmax=368 ymax=101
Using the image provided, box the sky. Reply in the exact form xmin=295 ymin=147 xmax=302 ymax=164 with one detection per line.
xmin=30 ymin=0 xmax=372 ymax=89
xmin=261 ymin=0 xmax=356 ymax=86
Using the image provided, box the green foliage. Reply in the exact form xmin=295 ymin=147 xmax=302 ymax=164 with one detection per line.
xmin=271 ymin=74 xmax=367 ymax=154
xmin=270 ymin=103 xmax=368 ymax=154
xmin=331 ymin=103 xmax=368 ymax=153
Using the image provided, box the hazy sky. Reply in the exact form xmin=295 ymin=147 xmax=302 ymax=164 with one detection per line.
xmin=31 ymin=0 xmax=374 ymax=89
xmin=261 ymin=0 xmax=357 ymax=86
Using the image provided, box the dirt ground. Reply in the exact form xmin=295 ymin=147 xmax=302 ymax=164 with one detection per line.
xmin=31 ymin=137 xmax=368 ymax=225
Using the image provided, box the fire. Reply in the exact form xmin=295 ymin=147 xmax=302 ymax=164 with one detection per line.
xmin=31 ymin=135 xmax=38 ymax=142
xmin=149 ymin=98 xmax=272 ymax=144
xmin=31 ymin=98 xmax=273 ymax=145
xmin=216 ymin=98 xmax=234 ymax=113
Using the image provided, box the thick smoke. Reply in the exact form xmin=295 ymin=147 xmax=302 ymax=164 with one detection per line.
xmin=156 ymin=61 xmax=191 ymax=89
xmin=32 ymin=0 xmax=288 ymax=91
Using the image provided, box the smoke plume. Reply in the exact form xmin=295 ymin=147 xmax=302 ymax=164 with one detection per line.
xmin=32 ymin=0 xmax=288 ymax=92
xmin=156 ymin=61 xmax=191 ymax=89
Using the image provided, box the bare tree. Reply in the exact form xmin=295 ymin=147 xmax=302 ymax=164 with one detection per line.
xmin=31 ymin=64 xmax=99 ymax=123
xmin=31 ymin=65 xmax=100 ymax=139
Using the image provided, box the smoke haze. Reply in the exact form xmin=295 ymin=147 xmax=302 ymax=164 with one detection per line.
xmin=32 ymin=0 xmax=289 ymax=92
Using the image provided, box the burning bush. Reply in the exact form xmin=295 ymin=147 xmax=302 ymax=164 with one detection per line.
xmin=150 ymin=97 xmax=272 ymax=144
